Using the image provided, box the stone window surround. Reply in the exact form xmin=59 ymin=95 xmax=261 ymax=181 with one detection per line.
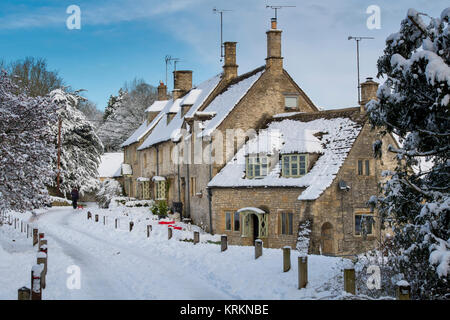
xmin=353 ymin=208 xmax=376 ymax=238
xmin=283 ymin=93 xmax=299 ymax=110
xmin=357 ymin=159 xmax=372 ymax=177
xmin=277 ymin=211 xmax=294 ymax=235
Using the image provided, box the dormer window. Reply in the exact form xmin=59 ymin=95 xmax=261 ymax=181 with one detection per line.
xmin=282 ymin=154 xmax=307 ymax=177
xmin=246 ymin=155 xmax=269 ymax=179
xmin=284 ymin=95 xmax=298 ymax=109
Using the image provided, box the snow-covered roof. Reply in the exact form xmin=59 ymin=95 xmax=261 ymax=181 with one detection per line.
xmin=236 ymin=207 xmax=266 ymax=214
xmin=98 ymin=153 xmax=123 ymax=178
xmin=121 ymin=100 xmax=173 ymax=148
xmin=136 ymin=177 xmax=150 ymax=182
xmin=137 ymin=74 xmax=222 ymax=150
xmin=152 ymin=176 xmax=166 ymax=181
xmin=146 ymin=100 xmax=170 ymax=113
xmin=197 ymin=68 xmax=265 ymax=138
xmin=208 ymin=114 xmax=363 ymax=201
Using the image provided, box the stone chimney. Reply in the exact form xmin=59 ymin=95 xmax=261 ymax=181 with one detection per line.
xmin=157 ymin=81 xmax=167 ymax=101
xmin=360 ymin=77 xmax=379 ymax=112
xmin=266 ymin=18 xmax=283 ymax=74
xmin=223 ymin=42 xmax=238 ymax=81
xmin=172 ymin=70 xmax=192 ymax=100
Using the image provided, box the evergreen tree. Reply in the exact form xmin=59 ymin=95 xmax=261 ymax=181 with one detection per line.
xmin=51 ymin=88 xmax=104 ymax=196
xmin=368 ymin=8 xmax=449 ymax=299
xmin=0 ymin=71 xmax=58 ymax=212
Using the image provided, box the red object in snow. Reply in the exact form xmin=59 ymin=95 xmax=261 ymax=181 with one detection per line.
xmin=77 ymin=205 xmax=83 ymax=209
xmin=173 ymin=226 xmax=182 ymax=230
xmin=158 ymin=221 xmax=175 ymax=225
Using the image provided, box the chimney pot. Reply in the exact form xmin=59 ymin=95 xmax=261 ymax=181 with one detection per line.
xmin=271 ymin=18 xmax=277 ymax=29
xmin=157 ymin=81 xmax=167 ymax=101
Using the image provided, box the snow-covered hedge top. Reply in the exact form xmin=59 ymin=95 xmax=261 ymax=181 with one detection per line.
xmin=137 ymin=74 xmax=222 ymax=150
xmin=208 ymin=117 xmax=362 ymax=201
xmin=97 ymin=153 xmax=123 ymax=178
xmin=198 ymin=70 xmax=265 ymax=138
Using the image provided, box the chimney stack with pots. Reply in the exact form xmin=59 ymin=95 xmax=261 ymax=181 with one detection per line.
xmin=223 ymin=42 xmax=238 ymax=81
xmin=172 ymin=70 xmax=193 ymax=100
xmin=360 ymin=77 xmax=379 ymax=112
xmin=157 ymin=81 xmax=167 ymax=101
xmin=266 ymin=18 xmax=283 ymax=74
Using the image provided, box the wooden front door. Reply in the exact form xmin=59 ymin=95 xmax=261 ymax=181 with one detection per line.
xmin=321 ymin=223 xmax=333 ymax=255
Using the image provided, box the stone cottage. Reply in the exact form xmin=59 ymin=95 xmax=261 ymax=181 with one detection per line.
xmin=207 ymin=79 xmax=399 ymax=255
xmin=124 ymin=18 xmax=319 ymax=232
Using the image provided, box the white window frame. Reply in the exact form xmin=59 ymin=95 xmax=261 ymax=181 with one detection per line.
xmin=284 ymin=96 xmax=298 ymax=109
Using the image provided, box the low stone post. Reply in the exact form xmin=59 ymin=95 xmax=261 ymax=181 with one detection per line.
xmin=193 ymin=231 xmax=199 ymax=245
xmin=103 ymin=216 xmax=106 ymax=225
xmin=33 ymin=229 xmax=38 ymax=246
xmin=87 ymin=211 xmax=91 ymax=220
xmin=129 ymin=221 xmax=134 ymax=232
xmin=26 ymin=225 xmax=29 ymax=238
xmin=396 ymin=281 xmax=411 ymax=300
xmin=39 ymin=239 xmax=48 ymax=255
xmin=298 ymin=255 xmax=308 ymax=289
xmin=221 ymin=235 xmax=227 ymax=252
xmin=147 ymin=225 xmax=152 ymax=238
xmin=37 ymin=252 xmax=47 ymax=289
xmin=95 ymin=214 xmax=99 ymax=222
xmin=18 ymin=287 xmax=31 ymax=300
xmin=115 ymin=218 xmax=118 ymax=229
xmin=344 ymin=264 xmax=356 ymax=295
xmin=14 ymin=218 xmax=17 ymax=229
xmin=21 ymin=221 xmax=23 ymax=233
xmin=255 ymin=239 xmax=263 ymax=259
xmin=168 ymin=227 xmax=173 ymax=240
xmin=31 ymin=264 xmax=44 ymax=300
xmin=283 ymin=246 xmax=291 ymax=272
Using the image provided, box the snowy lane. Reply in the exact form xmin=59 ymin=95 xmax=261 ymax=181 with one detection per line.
xmin=25 ymin=207 xmax=232 ymax=300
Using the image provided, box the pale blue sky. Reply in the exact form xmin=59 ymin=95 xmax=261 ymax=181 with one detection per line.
xmin=1 ymin=0 xmax=448 ymax=110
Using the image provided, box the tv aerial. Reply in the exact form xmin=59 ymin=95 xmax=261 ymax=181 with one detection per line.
xmin=213 ymin=7 xmax=233 ymax=62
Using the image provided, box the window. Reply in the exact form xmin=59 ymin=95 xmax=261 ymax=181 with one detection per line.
xmin=142 ymin=181 xmax=150 ymax=199
xmin=234 ymin=212 xmax=240 ymax=231
xmin=355 ymin=213 xmax=374 ymax=236
xmin=225 ymin=212 xmax=232 ymax=231
xmin=358 ymin=160 xmax=371 ymax=176
xmin=282 ymin=154 xmax=307 ymax=177
xmin=155 ymin=181 xmax=166 ymax=200
xmin=279 ymin=212 xmax=294 ymax=235
xmin=285 ymin=96 xmax=298 ymax=109
xmin=246 ymin=155 xmax=269 ymax=179
xmin=190 ymin=177 xmax=197 ymax=197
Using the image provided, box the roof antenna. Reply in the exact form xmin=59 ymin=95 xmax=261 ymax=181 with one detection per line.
xmin=265 ymin=4 xmax=296 ymax=27
xmin=348 ymin=36 xmax=374 ymax=104
xmin=165 ymin=55 xmax=180 ymax=88
xmin=213 ymin=7 xmax=233 ymax=62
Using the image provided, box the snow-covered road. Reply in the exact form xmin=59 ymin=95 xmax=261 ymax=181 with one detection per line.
xmin=1 ymin=206 xmax=348 ymax=300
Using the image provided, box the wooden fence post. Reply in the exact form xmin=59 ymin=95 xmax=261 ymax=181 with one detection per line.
xmin=193 ymin=231 xmax=199 ymax=245
xmin=103 ymin=216 xmax=106 ymax=225
xmin=344 ymin=265 xmax=356 ymax=295
xmin=168 ymin=227 xmax=173 ymax=240
xmin=26 ymin=224 xmax=29 ymax=238
xmin=221 ymin=235 xmax=227 ymax=252
xmin=37 ymin=252 xmax=47 ymax=289
xmin=396 ymin=281 xmax=411 ymax=300
xmin=298 ymin=255 xmax=308 ymax=289
xmin=95 ymin=214 xmax=99 ymax=222
xmin=38 ymin=233 xmax=44 ymax=248
xmin=115 ymin=218 xmax=118 ymax=229
xmin=18 ymin=287 xmax=31 ymax=300
xmin=31 ymin=264 xmax=43 ymax=300
xmin=129 ymin=221 xmax=134 ymax=232
xmin=33 ymin=229 xmax=38 ymax=246
xmin=255 ymin=239 xmax=263 ymax=259
xmin=87 ymin=211 xmax=91 ymax=220
xmin=283 ymin=246 xmax=291 ymax=272
xmin=147 ymin=225 xmax=152 ymax=238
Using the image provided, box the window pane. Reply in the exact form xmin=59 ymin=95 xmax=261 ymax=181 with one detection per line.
xmin=355 ymin=215 xmax=361 ymax=235
xmin=281 ymin=213 xmax=286 ymax=234
xmin=225 ymin=212 xmax=231 ymax=231
xmin=291 ymin=162 xmax=298 ymax=176
xmin=358 ymin=160 xmax=363 ymax=175
xmin=285 ymin=96 xmax=297 ymax=109
xmin=288 ymin=213 xmax=293 ymax=235
xmin=234 ymin=212 xmax=240 ymax=231
xmin=365 ymin=160 xmax=370 ymax=176
xmin=255 ymin=164 xmax=260 ymax=177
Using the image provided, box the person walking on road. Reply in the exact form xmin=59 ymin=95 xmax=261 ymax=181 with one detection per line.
xmin=71 ymin=187 xmax=79 ymax=209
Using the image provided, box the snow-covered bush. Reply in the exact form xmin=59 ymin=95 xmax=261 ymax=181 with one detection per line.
xmin=96 ymin=179 xmax=122 ymax=208
xmin=367 ymin=8 xmax=449 ymax=299
xmin=0 ymin=70 xmax=58 ymax=213
xmin=296 ymin=219 xmax=312 ymax=255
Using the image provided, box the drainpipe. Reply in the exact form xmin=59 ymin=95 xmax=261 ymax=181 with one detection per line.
xmin=208 ymin=140 xmax=213 ymax=234
xmin=155 ymin=146 xmax=159 ymax=176
xmin=185 ymin=138 xmax=191 ymax=219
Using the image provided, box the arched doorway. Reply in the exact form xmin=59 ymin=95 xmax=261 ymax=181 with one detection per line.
xmin=238 ymin=208 xmax=269 ymax=244
xmin=321 ymin=222 xmax=333 ymax=255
